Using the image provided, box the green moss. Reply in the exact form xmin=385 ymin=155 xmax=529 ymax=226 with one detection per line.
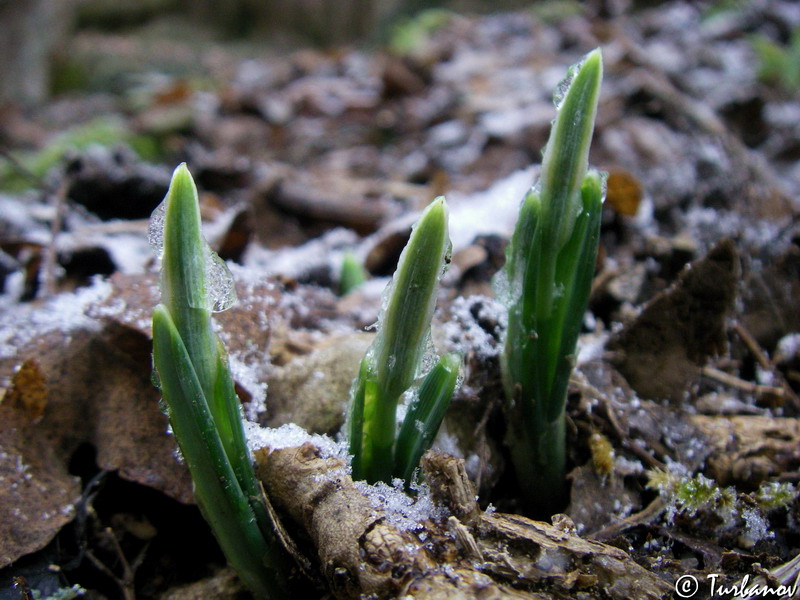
xmin=31 ymin=585 xmax=86 ymax=600
xmin=755 ymin=481 xmax=798 ymax=511
xmin=675 ymin=473 xmax=721 ymax=515
xmin=647 ymin=469 xmax=795 ymax=544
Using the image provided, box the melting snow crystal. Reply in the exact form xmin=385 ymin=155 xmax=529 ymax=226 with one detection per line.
xmin=148 ymin=198 xmax=237 ymax=313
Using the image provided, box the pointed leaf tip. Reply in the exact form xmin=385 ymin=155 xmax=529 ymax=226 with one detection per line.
xmin=167 ymin=163 xmax=199 ymax=209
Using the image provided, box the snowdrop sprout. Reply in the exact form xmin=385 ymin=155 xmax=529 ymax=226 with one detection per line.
xmin=150 ymin=164 xmax=288 ymax=598
xmin=495 ymin=48 xmax=604 ymax=516
xmin=346 ymin=197 xmax=461 ymax=485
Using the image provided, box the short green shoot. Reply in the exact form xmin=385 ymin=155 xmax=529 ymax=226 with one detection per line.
xmin=394 ymin=352 xmax=461 ymax=484
xmin=339 ymin=250 xmax=367 ymax=295
xmin=150 ymin=164 xmax=288 ymax=599
xmin=388 ymin=9 xmax=452 ymax=59
xmin=346 ymin=197 xmax=460 ymax=484
xmin=495 ymin=49 xmax=604 ymax=515
xmin=751 ymin=28 xmax=800 ymax=93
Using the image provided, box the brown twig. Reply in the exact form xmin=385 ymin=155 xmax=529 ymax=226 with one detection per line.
xmin=732 ymin=321 xmax=800 ymax=411
xmin=701 ymin=365 xmax=785 ymax=404
xmin=86 ymin=527 xmax=148 ymax=600
xmin=471 ymin=388 xmax=497 ymax=493
xmin=38 ymin=176 xmax=70 ymax=299
xmin=591 ymin=497 xmax=666 ymax=541
xmin=733 ymin=322 xmax=771 ymax=371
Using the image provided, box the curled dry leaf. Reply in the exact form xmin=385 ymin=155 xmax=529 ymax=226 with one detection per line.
xmin=0 ymin=269 xmax=287 ymax=566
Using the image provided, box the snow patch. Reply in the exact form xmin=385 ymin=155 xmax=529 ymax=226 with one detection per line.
xmin=243 ymin=422 xmax=346 ymax=460
xmin=227 ymin=355 xmax=268 ymax=421
xmin=740 ymin=508 xmax=773 ymax=546
xmin=0 ymin=277 xmax=112 ymax=360
xmin=440 ymin=295 xmax=505 ymax=359
xmin=354 ymin=478 xmax=447 ymax=532
xmin=242 ymin=227 xmax=358 ymax=279
xmin=447 ymin=167 xmax=537 ymax=252
xmin=775 ymin=333 xmax=800 ymax=365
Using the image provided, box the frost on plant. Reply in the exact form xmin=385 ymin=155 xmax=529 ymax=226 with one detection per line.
xmin=148 ymin=194 xmax=237 ymax=313
xmin=647 ymin=468 xmax=796 ymax=545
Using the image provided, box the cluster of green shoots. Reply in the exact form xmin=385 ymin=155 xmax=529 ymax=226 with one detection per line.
xmin=150 ymin=48 xmax=606 ymax=595
xmin=494 ymin=48 xmax=604 ymax=515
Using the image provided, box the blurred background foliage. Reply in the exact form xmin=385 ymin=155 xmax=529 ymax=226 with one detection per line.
xmin=2 ymin=1 xmax=789 ymax=107
xmin=1 ymin=0 xmax=582 ymax=106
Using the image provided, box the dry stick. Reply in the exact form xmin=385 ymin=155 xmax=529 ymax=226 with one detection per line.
xmin=256 ymin=444 xmax=673 ymax=600
xmin=38 ymin=176 xmax=70 ymax=299
xmin=733 ymin=321 xmax=800 ymax=410
xmin=589 ymin=264 xmax=619 ymax=300
xmin=733 ymin=321 xmax=772 ymax=370
xmin=591 ymin=497 xmax=667 ymax=542
xmin=470 ymin=391 xmax=498 ymax=493
xmin=701 ymin=365 xmax=785 ymax=403
xmin=86 ymin=527 xmax=147 ymax=600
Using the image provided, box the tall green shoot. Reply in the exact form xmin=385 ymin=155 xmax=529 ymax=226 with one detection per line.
xmin=495 ymin=49 xmax=604 ymax=515
xmin=151 ymin=164 xmax=288 ymax=598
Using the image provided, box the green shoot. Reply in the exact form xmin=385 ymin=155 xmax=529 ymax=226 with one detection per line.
xmin=347 ymin=197 xmax=459 ymax=484
xmin=388 ymin=9 xmax=452 ymax=59
xmin=750 ymin=28 xmax=800 ymax=93
xmin=339 ymin=250 xmax=367 ymax=295
xmin=394 ymin=353 xmax=461 ymax=485
xmin=151 ymin=164 xmax=288 ymax=598
xmin=495 ymin=49 xmax=604 ymax=515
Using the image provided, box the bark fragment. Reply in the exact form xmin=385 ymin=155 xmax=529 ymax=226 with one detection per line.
xmin=690 ymin=415 xmax=800 ymax=487
xmin=255 ymin=444 xmax=673 ymax=600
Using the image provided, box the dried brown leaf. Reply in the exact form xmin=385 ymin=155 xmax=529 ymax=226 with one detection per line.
xmin=608 ymin=239 xmax=739 ymax=401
